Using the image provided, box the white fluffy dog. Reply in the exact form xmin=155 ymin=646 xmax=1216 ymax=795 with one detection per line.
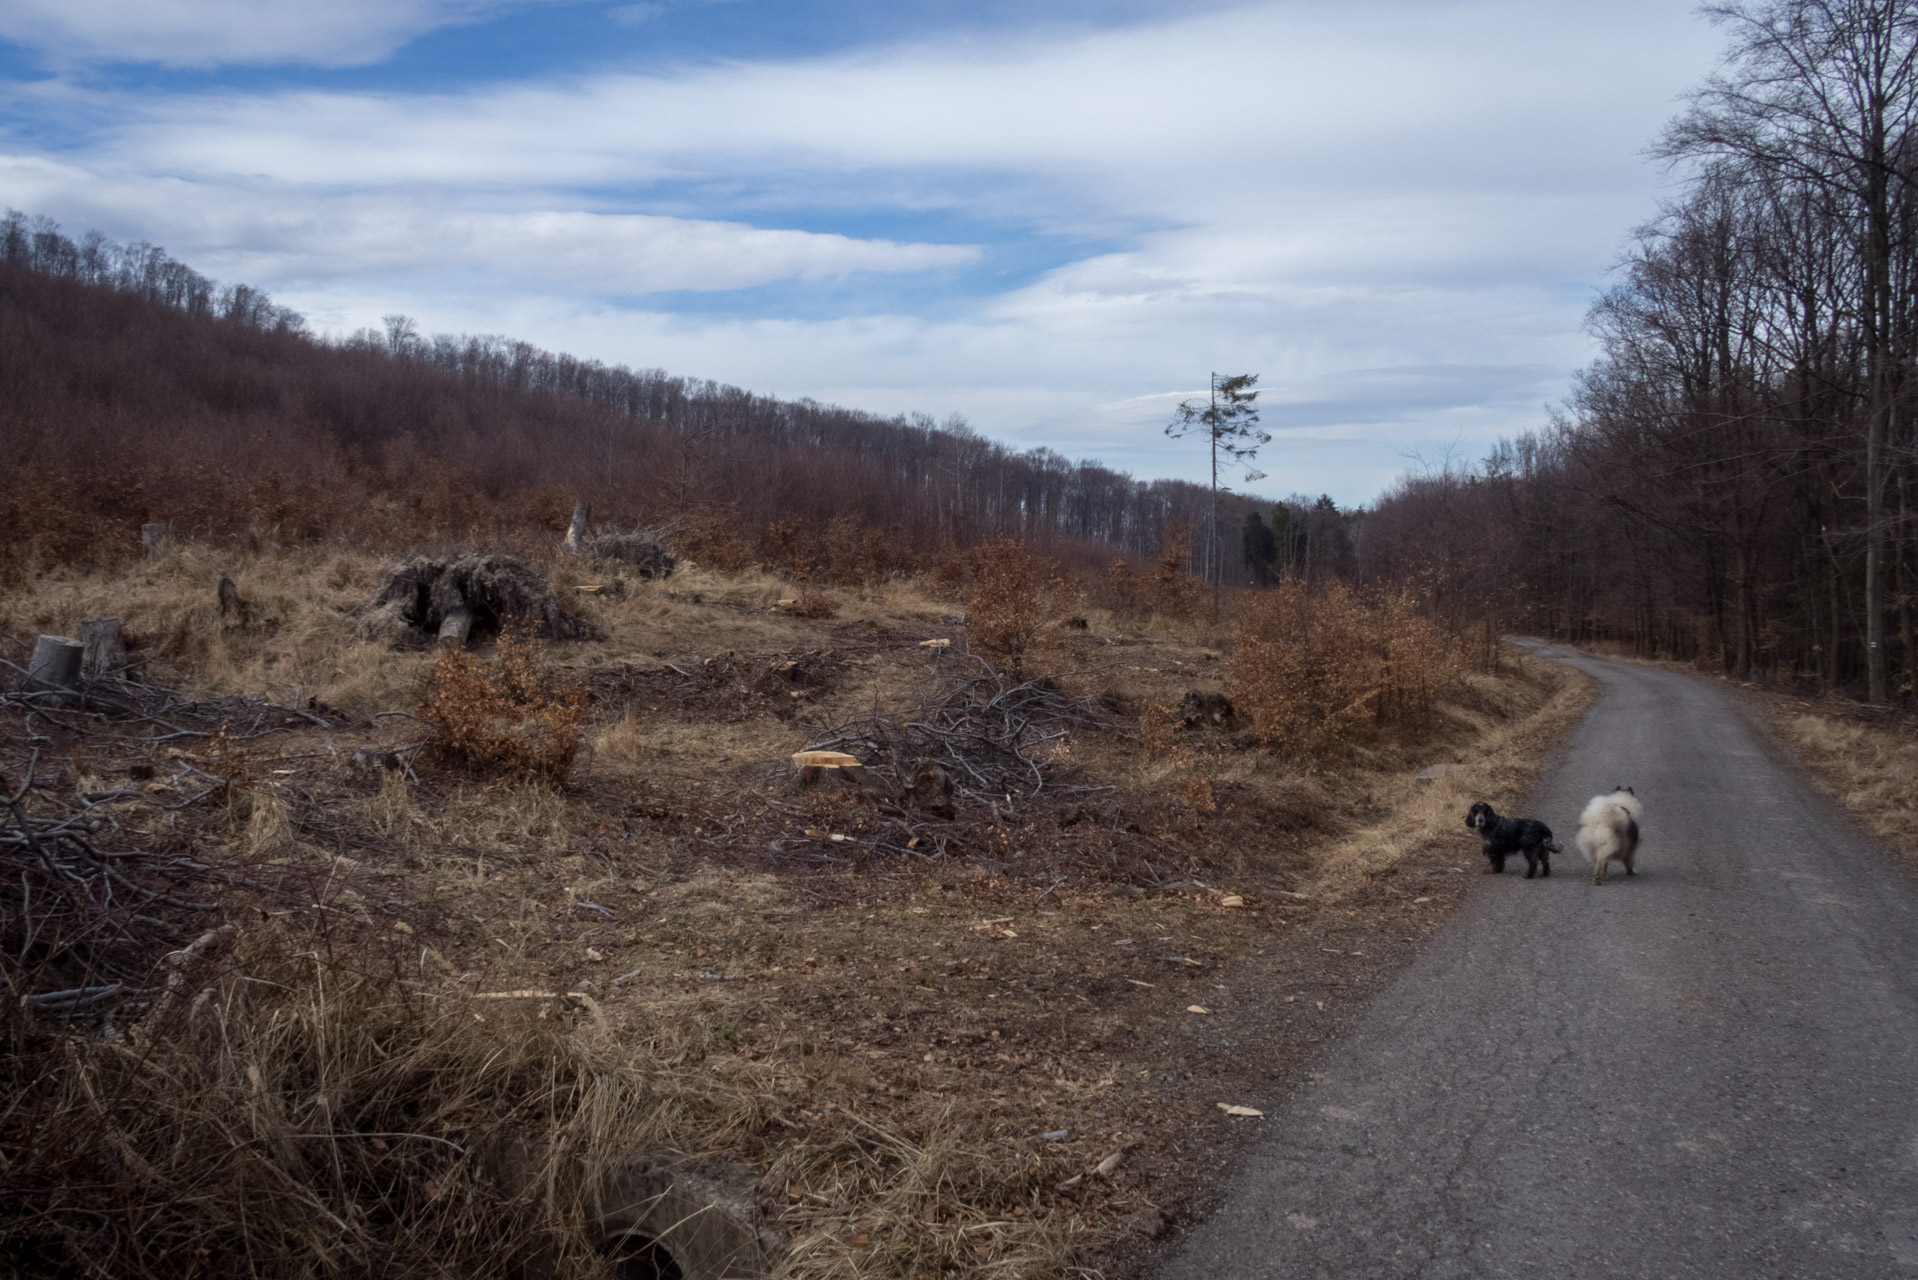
xmin=1577 ymin=787 xmax=1642 ymax=885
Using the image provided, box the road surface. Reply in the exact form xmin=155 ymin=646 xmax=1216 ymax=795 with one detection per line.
xmin=1160 ymin=644 xmax=1918 ymax=1278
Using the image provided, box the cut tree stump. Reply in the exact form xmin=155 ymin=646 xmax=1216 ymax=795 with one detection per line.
xmin=28 ymin=635 xmax=84 ymax=690
xmin=790 ymin=750 xmax=868 ymax=788
xmin=437 ymin=608 xmax=474 ymax=650
xmin=141 ymin=522 xmax=172 ymax=556
xmin=217 ymin=574 xmax=242 ymax=618
xmin=564 ymin=499 xmax=590 ymax=554
xmin=80 ymin=618 xmax=125 ymax=678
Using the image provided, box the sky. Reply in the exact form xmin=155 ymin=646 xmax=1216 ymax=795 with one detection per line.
xmin=0 ymin=0 xmax=1728 ymax=505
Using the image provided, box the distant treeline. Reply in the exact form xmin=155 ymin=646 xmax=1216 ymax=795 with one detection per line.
xmin=1364 ymin=0 xmax=1918 ymax=701
xmin=1 ymin=209 xmax=1303 ymax=584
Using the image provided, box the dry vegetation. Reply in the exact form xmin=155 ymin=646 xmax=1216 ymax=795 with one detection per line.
xmin=1 ymin=538 xmax=1593 ymax=1279
xmin=1766 ymin=697 xmax=1918 ymax=859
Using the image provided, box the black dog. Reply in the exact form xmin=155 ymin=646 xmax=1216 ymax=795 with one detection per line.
xmin=1465 ymin=801 xmax=1562 ymax=878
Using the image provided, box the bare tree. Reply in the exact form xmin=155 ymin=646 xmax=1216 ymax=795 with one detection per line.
xmin=1660 ymin=0 xmax=1918 ymax=699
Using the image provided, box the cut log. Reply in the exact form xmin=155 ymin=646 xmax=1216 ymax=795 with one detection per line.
xmin=28 ymin=635 xmax=84 ymax=690
xmin=141 ymin=522 xmax=172 ymax=556
xmin=80 ymin=617 xmax=125 ymax=678
xmin=437 ymin=607 xmax=474 ymax=650
xmin=563 ymin=499 xmax=590 ymax=554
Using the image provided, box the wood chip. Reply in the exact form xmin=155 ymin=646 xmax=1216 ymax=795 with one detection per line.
xmin=1217 ymin=1104 xmax=1264 ymax=1118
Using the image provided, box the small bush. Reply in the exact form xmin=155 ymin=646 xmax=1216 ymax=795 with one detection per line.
xmin=675 ymin=506 xmax=756 ymax=573
xmin=965 ymin=539 xmax=1059 ymax=671
xmin=788 ymin=583 xmax=839 ymax=619
xmin=1228 ymin=580 xmax=1459 ymax=759
xmin=1150 ymin=519 xmax=1203 ymax=620
xmin=419 ymin=625 xmax=587 ymax=780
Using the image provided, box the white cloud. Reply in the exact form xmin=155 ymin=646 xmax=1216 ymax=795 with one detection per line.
xmin=0 ymin=0 xmax=561 ymax=68
xmin=0 ymin=156 xmax=977 ymax=291
xmin=0 ymin=0 xmax=1727 ymax=501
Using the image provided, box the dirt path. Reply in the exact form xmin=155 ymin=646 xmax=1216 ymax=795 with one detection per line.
xmin=1157 ymin=643 xmax=1918 ymax=1278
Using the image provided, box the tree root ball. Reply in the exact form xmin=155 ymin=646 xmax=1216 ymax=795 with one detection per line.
xmin=358 ymin=552 xmax=599 ymax=647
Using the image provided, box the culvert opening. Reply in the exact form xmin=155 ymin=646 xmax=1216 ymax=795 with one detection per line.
xmin=609 ymin=1233 xmax=686 ymax=1280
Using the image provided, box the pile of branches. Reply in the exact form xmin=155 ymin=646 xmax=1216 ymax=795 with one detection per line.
xmin=804 ymin=658 xmax=1118 ymax=806
xmin=1 ymin=669 xmax=337 ymax=744
xmin=582 ymin=525 xmax=676 ymax=579
xmin=1 ymin=772 xmax=217 ymax=1021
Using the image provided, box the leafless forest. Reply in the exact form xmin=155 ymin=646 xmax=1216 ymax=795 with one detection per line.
xmin=1367 ymin=2 xmax=1918 ymax=701
xmin=0 ymin=211 xmax=1325 ymax=591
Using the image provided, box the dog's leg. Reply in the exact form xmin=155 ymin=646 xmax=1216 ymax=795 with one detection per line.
xmin=1522 ymin=849 xmax=1538 ymax=879
xmin=1593 ymin=856 xmax=1608 ymax=886
xmin=1539 ymin=849 xmax=1551 ymax=878
xmin=1485 ymin=853 xmax=1505 ymax=874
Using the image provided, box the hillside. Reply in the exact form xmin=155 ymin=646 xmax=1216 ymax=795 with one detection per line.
xmin=0 ymin=217 xmax=1285 ymax=585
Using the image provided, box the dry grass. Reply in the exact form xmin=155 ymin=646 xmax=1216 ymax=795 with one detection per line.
xmin=2 ymin=538 xmax=1598 ymax=1280
xmin=1770 ymin=702 xmax=1918 ymax=858
xmin=1308 ymin=652 xmax=1597 ymax=892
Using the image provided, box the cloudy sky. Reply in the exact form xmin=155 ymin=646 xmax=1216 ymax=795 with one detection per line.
xmin=0 ymin=0 xmax=1725 ymax=503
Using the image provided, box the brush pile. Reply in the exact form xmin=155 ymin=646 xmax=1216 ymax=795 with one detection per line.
xmin=582 ymin=526 xmax=676 ymax=579
xmin=804 ymin=658 xmax=1117 ymax=807
xmin=358 ymin=552 xmax=595 ymax=646
xmin=1 ymin=669 xmax=336 ymax=741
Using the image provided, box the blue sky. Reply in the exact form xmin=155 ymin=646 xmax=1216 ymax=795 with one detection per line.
xmin=0 ymin=0 xmax=1726 ymax=504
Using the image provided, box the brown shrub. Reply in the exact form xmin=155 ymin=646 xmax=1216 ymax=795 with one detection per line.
xmin=965 ymin=539 xmax=1060 ymax=671
xmin=1150 ymin=518 xmax=1203 ymax=620
xmin=1228 ymin=580 xmax=1458 ymax=759
xmin=675 ymin=505 xmax=756 ymax=573
xmin=419 ymin=626 xmax=587 ymax=780
xmin=788 ymin=584 xmax=840 ymax=619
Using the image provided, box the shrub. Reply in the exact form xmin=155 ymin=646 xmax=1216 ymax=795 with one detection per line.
xmin=966 ymin=539 xmax=1059 ymax=671
xmin=1228 ymin=580 xmax=1458 ymax=759
xmin=1150 ymin=518 xmax=1203 ymax=620
xmin=675 ymin=505 xmax=755 ymax=573
xmin=418 ymin=625 xmax=586 ymax=780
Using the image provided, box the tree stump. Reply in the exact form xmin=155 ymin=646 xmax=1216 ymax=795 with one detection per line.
xmin=141 ymin=522 xmax=173 ymax=556
xmin=80 ymin=618 xmax=125 ymax=678
xmin=217 ymin=574 xmax=242 ymax=619
xmin=564 ymin=499 xmax=590 ymax=554
xmin=908 ymin=761 xmax=956 ymax=817
xmin=28 ymin=635 xmax=84 ymax=690
xmin=437 ymin=608 xmax=474 ymax=649
xmin=790 ymin=750 xmax=868 ymax=788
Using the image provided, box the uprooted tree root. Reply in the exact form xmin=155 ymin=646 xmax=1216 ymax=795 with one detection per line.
xmin=358 ymin=552 xmax=597 ymax=646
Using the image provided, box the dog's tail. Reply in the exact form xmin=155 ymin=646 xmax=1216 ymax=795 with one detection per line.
xmin=1545 ymin=838 xmax=1563 ymax=855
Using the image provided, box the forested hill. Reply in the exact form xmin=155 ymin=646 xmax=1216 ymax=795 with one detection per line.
xmin=0 ymin=210 xmax=1273 ymax=578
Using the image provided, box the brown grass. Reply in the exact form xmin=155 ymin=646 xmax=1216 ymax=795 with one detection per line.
xmin=2 ymin=537 xmax=1598 ymax=1280
xmin=1770 ymin=701 xmax=1918 ymax=858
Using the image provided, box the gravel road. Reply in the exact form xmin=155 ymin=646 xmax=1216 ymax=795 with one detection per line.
xmin=1158 ymin=645 xmax=1918 ymax=1278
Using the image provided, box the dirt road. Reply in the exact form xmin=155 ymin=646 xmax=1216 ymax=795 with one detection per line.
xmin=1158 ymin=645 xmax=1918 ymax=1278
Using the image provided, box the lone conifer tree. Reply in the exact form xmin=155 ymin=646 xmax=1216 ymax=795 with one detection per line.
xmin=1166 ymin=373 xmax=1268 ymax=617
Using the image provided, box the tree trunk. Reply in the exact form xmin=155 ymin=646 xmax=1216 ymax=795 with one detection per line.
xmin=29 ymin=635 xmax=83 ymax=690
xmin=437 ymin=608 xmax=473 ymax=650
xmin=564 ymin=499 xmax=590 ymax=554
xmin=80 ymin=617 xmax=125 ymax=678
